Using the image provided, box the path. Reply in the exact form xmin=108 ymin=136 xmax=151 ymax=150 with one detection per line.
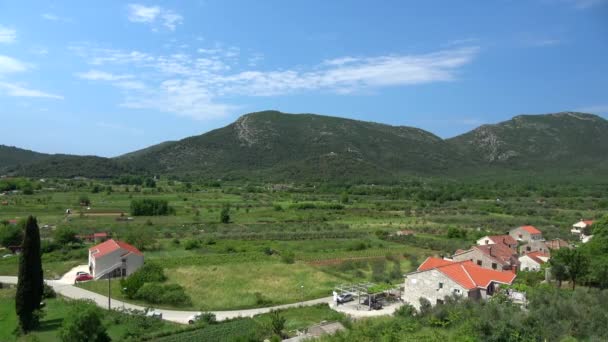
xmin=0 ymin=276 xmax=332 ymax=324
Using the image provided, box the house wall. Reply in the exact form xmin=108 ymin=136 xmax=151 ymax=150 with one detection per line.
xmin=519 ymin=255 xmax=542 ymax=271
xmin=452 ymin=249 xmax=506 ymax=270
xmin=509 ymin=228 xmax=532 ymax=242
xmin=519 ymin=241 xmax=549 ymax=255
xmin=476 ymin=236 xmax=495 ymax=246
xmin=124 ymin=253 xmax=144 ymax=276
xmin=402 ymin=269 xmax=468 ymax=309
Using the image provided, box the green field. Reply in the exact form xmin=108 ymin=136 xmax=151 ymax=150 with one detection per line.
xmin=1 ymin=177 xmax=605 ymax=312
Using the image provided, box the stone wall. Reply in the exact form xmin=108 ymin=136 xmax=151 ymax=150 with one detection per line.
xmin=402 ymin=269 xmax=467 ymax=310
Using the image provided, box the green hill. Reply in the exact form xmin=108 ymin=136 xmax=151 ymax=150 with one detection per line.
xmin=3 ymin=110 xmax=607 ymax=181
xmin=0 ymin=145 xmax=49 ymax=170
xmin=447 ymin=112 xmax=608 ymax=172
xmin=114 ymin=110 xmax=469 ymax=181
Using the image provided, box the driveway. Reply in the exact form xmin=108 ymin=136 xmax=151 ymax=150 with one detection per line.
xmin=57 ymin=264 xmax=90 ymax=284
xmin=0 ymin=276 xmax=333 ymax=324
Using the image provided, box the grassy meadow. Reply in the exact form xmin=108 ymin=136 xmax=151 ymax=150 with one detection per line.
xmin=1 ymin=177 xmax=606 ymax=310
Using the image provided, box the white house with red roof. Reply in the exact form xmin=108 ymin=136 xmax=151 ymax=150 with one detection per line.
xmin=518 ymin=251 xmax=550 ymax=272
xmin=572 ymin=220 xmax=594 ymax=243
xmin=88 ymin=239 xmax=144 ymax=279
xmin=402 ymin=257 xmax=516 ymax=309
xmin=509 ymin=225 xmax=543 ymax=243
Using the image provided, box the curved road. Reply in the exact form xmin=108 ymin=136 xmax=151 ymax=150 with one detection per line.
xmin=0 ymin=276 xmax=332 ymax=324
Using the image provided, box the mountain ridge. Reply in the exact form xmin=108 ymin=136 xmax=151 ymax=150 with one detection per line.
xmin=2 ymin=110 xmax=607 ymax=180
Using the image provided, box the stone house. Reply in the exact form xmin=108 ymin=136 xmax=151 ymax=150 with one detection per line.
xmin=509 ymin=225 xmax=543 ymax=243
xmin=476 ymin=234 xmax=518 ymax=251
xmin=403 ymin=257 xmax=516 ymax=309
xmin=452 ymin=244 xmax=519 ymax=271
xmin=519 ymin=252 xmax=550 ymax=272
xmin=88 ymin=239 xmax=144 ymax=279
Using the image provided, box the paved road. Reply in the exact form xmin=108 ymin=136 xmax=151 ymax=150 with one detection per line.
xmin=0 ymin=276 xmax=333 ymax=324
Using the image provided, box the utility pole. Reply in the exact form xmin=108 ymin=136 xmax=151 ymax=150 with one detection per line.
xmin=108 ymin=274 xmax=111 ymax=310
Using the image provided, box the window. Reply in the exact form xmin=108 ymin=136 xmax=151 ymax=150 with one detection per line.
xmin=453 ymin=288 xmax=461 ymax=295
xmin=492 ymin=263 xmax=497 ymax=269
xmin=477 ymin=260 xmax=482 ymax=266
xmin=526 ymin=246 xmax=531 ymax=251
xmin=438 ymin=282 xmax=444 ymax=289
xmin=437 ymin=299 xmax=444 ymax=305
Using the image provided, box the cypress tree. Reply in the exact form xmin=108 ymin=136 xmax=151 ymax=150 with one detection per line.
xmin=15 ymin=215 xmax=44 ymax=333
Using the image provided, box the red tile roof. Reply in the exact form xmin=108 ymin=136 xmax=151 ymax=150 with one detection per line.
xmin=89 ymin=239 xmax=142 ymax=258
xmin=523 ymin=251 xmax=549 ymax=265
xmin=93 ymin=232 xmax=108 ymax=238
xmin=475 ymin=244 xmax=517 ymax=266
xmin=521 ymin=225 xmax=542 ymax=235
xmin=418 ymin=257 xmax=516 ymax=290
xmin=487 ymin=235 xmax=517 ymax=246
xmin=583 ymin=220 xmax=594 ymax=226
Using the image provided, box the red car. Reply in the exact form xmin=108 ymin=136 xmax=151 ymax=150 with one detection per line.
xmin=75 ymin=274 xmax=93 ymax=282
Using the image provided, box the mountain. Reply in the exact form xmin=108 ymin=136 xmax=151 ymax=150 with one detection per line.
xmin=447 ymin=112 xmax=608 ymax=171
xmin=2 ymin=110 xmax=607 ymax=181
xmin=0 ymin=145 xmax=49 ymax=169
xmin=115 ymin=110 xmax=469 ymax=181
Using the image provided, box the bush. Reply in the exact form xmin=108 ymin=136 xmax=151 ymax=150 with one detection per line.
xmin=120 ymin=263 xmax=167 ymax=298
xmin=135 ymin=283 xmax=192 ymax=306
xmin=59 ymin=300 xmax=110 ymax=342
xmin=43 ymin=282 xmax=56 ymax=299
xmin=184 ymin=239 xmax=201 ymax=250
xmin=220 ymin=204 xmax=231 ymax=223
xmin=130 ymin=198 xmax=175 ymax=216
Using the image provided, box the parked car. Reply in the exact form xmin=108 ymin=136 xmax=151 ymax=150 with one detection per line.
xmin=146 ymin=309 xmax=163 ymax=319
xmin=76 ymin=271 xmax=89 ymax=276
xmin=75 ymin=274 xmax=93 ymax=282
xmin=362 ymin=297 xmax=383 ymax=310
xmin=337 ymin=293 xmax=354 ymax=304
xmin=188 ymin=313 xmax=203 ymax=324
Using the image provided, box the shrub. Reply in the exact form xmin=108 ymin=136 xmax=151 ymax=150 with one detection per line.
xmin=43 ymin=282 xmax=56 ymax=299
xmin=135 ymin=283 xmax=192 ymax=306
xmin=130 ymin=198 xmax=175 ymax=216
xmin=184 ymin=239 xmax=201 ymax=250
xmin=120 ymin=263 xmax=166 ymax=299
xmin=59 ymin=300 xmax=110 ymax=342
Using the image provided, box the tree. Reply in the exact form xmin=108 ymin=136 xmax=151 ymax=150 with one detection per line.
xmin=0 ymin=223 xmax=23 ymax=247
xmin=15 ymin=216 xmax=44 ymax=332
xmin=58 ymin=300 xmax=110 ymax=342
xmin=551 ymin=248 xmax=590 ymax=289
xmin=78 ymin=195 xmax=90 ymax=206
xmin=125 ymin=225 xmax=156 ymax=251
xmin=220 ymin=204 xmax=230 ymax=224
xmin=53 ymin=226 xmax=79 ymax=245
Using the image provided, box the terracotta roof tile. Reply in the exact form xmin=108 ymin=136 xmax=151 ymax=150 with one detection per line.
xmin=475 ymin=244 xmax=517 ymax=265
xmin=521 ymin=225 xmax=542 ymax=235
xmin=89 ymin=239 xmax=142 ymax=258
xmin=487 ymin=235 xmax=517 ymax=246
xmin=417 ymin=257 xmax=516 ymax=290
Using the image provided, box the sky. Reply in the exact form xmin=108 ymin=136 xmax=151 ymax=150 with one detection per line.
xmin=0 ymin=0 xmax=607 ymax=157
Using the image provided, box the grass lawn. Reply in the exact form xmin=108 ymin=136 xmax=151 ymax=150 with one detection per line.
xmin=253 ymin=303 xmax=347 ymax=335
xmin=0 ymin=288 xmax=178 ymax=341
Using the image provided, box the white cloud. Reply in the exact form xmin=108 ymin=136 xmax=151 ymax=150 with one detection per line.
xmin=127 ymin=4 xmax=183 ymax=31
xmin=72 ymin=45 xmax=479 ymax=120
xmin=0 ymin=26 xmax=16 ymax=43
xmin=0 ymin=55 xmax=28 ymax=73
xmin=76 ymin=70 xmax=133 ymax=81
xmin=0 ymin=82 xmax=63 ymax=99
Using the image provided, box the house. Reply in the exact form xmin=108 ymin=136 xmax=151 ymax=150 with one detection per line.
xmin=519 ymin=252 xmax=550 ymax=272
xmin=402 ymin=257 xmax=516 ymax=309
xmin=519 ymin=240 xmax=550 ymax=255
xmin=88 ymin=239 xmax=143 ymax=279
xmin=509 ymin=225 xmax=543 ymax=243
xmin=571 ymin=220 xmax=593 ymax=235
xmin=452 ymin=244 xmax=519 ymax=271
xmin=572 ymin=220 xmax=593 ymax=243
xmin=545 ymin=238 xmax=571 ymax=251
xmin=77 ymin=232 xmax=109 ymax=243
xmin=476 ymin=235 xmax=518 ymax=251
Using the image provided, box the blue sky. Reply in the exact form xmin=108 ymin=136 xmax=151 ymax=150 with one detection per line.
xmin=0 ymin=0 xmax=607 ymax=157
